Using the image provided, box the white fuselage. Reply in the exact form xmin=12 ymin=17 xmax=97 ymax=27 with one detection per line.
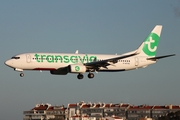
xmin=5 ymin=52 xmax=156 ymax=72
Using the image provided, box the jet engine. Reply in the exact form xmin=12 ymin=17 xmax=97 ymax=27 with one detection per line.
xmin=50 ymin=68 xmax=68 ymax=75
xmin=68 ymin=64 xmax=86 ymax=73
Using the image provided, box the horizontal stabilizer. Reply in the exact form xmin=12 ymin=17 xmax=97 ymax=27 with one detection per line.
xmin=147 ymin=54 xmax=175 ymax=60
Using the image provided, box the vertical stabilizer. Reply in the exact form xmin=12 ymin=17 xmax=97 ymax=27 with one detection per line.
xmin=137 ymin=25 xmax=162 ymax=57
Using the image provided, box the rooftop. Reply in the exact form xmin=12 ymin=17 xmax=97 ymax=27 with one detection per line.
xmin=30 ymin=102 xmax=180 ymax=111
xmin=31 ymin=103 xmax=66 ymax=111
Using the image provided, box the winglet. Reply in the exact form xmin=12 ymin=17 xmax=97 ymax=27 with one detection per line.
xmin=75 ymin=50 xmax=79 ymax=54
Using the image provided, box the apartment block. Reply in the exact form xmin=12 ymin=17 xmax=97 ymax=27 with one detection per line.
xmin=24 ymin=103 xmax=66 ymax=120
xmin=24 ymin=102 xmax=180 ymax=120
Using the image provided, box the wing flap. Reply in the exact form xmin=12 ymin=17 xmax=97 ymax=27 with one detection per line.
xmin=85 ymin=52 xmax=138 ymax=68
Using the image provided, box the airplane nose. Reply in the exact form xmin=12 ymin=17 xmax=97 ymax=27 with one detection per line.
xmin=4 ymin=60 xmax=12 ymax=66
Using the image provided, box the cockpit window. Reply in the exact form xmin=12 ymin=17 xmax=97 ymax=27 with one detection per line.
xmin=11 ymin=57 xmax=20 ymax=59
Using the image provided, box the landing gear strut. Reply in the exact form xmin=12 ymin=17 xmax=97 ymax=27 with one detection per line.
xmin=20 ymin=73 xmax=24 ymax=77
xmin=77 ymin=74 xmax=84 ymax=79
xmin=88 ymin=73 xmax=94 ymax=79
xmin=77 ymin=73 xmax=95 ymax=79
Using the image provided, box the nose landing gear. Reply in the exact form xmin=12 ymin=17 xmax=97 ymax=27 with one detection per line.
xmin=20 ymin=73 xmax=24 ymax=77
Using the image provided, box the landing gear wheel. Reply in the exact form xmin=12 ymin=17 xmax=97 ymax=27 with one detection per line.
xmin=77 ymin=74 xmax=84 ymax=79
xmin=88 ymin=73 xmax=94 ymax=79
xmin=20 ymin=73 xmax=24 ymax=77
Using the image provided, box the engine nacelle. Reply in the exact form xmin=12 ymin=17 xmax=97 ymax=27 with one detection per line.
xmin=50 ymin=68 xmax=68 ymax=75
xmin=68 ymin=64 xmax=86 ymax=73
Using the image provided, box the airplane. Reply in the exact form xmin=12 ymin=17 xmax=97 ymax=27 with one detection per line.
xmin=4 ymin=25 xmax=175 ymax=79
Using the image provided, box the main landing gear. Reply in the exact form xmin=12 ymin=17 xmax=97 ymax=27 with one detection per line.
xmin=20 ymin=73 xmax=24 ymax=77
xmin=88 ymin=73 xmax=94 ymax=79
xmin=77 ymin=73 xmax=84 ymax=79
xmin=77 ymin=73 xmax=94 ymax=80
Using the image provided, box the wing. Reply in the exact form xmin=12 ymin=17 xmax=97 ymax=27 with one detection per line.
xmin=84 ymin=41 xmax=152 ymax=69
xmin=85 ymin=52 xmax=138 ymax=69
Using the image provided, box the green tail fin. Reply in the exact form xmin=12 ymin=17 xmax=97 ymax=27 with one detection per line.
xmin=141 ymin=25 xmax=162 ymax=57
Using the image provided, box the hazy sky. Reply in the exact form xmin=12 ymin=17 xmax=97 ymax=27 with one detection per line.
xmin=0 ymin=0 xmax=180 ymax=119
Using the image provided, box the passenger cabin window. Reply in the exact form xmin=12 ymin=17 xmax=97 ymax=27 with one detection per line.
xmin=11 ymin=57 xmax=20 ymax=59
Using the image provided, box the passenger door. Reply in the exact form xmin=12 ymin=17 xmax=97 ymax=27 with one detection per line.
xmin=26 ymin=54 xmax=31 ymax=63
xmin=135 ymin=57 xmax=139 ymax=66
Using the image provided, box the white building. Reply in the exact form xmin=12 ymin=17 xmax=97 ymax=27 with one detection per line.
xmin=24 ymin=103 xmax=66 ymax=120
